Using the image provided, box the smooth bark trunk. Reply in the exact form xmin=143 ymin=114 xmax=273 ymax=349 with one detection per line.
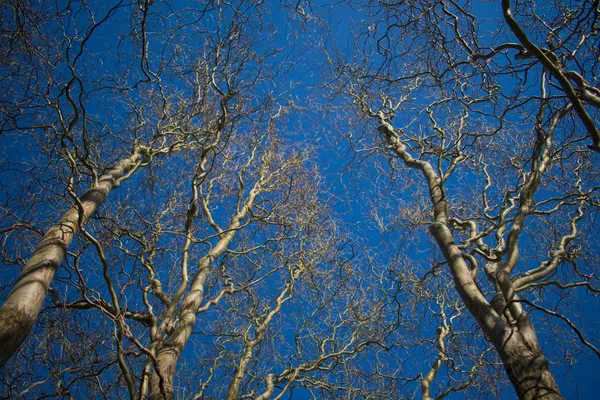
xmin=378 ymin=121 xmax=561 ymax=399
xmin=148 ymin=179 xmax=262 ymax=398
xmin=0 ymin=149 xmax=144 ymax=367
xmin=148 ymin=267 xmax=212 ymax=400
xmin=430 ymin=204 xmax=562 ymax=400
xmin=493 ymin=322 xmax=561 ymax=400
xmin=149 ymin=213 xmax=247 ymax=399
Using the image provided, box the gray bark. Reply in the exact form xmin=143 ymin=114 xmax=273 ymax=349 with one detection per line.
xmin=494 ymin=324 xmax=561 ymax=400
xmin=0 ymin=148 xmax=145 ymax=367
xmin=378 ymin=121 xmax=561 ymax=399
xmin=149 ymin=191 xmax=258 ymax=400
xmin=430 ymin=223 xmax=561 ymax=399
xmin=148 ymin=266 xmax=212 ymax=400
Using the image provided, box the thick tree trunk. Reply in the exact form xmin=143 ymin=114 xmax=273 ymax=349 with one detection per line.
xmin=378 ymin=121 xmax=562 ymax=400
xmin=148 ymin=186 xmax=259 ymax=399
xmin=0 ymin=148 xmax=144 ymax=367
xmin=503 ymin=348 xmax=561 ymax=400
xmin=493 ymin=323 xmax=562 ymax=400
xmin=149 ymin=231 xmax=239 ymax=399
xmin=149 ymin=346 xmax=180 ymax=400
xmin=430 ymin=218 xmax=562 ymax=400
xmin=148 ymin=268 xmax=211 ymax=400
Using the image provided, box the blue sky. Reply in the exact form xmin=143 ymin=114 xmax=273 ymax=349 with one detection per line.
xmin=1 ymin=0 xmax=599 ymax=398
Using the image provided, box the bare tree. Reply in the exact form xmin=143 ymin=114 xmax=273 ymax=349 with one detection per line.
xmin=2 ymin=0 xmax=599 ymax=399
xmin=0 ymin=0 xmax=198 ymax=367
xmin=0 ymin=1 xmax=363 ymax=399
xmin=329 ymin=0 xmax=600 ymax=398
xmin=0 ymin=145 xmax=149 ymax=366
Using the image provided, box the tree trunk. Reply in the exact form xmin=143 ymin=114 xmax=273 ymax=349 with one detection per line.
xmin=0 ymin=148 xmax=145 ymax=367
xmin=226 ymin=343 xmax=254 ymax=400
xmin=148 ymin=266 xmax=211 ymax=400
xmin=378 ymin=121 xmax=562 ymax=400
xmin=430 ymin=218 xmax=562 ymax=400
xmin=149 ymin=345 xmax=180 ymax=400
xmin=493 ymin=322 xmax=562 ymax=400
xmin=148 ymin=188 xmax=259 ymax=399
xmin=149 ymin=239 xmax=233 ymax=399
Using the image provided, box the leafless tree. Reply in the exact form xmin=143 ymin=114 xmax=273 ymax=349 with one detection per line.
xmin=0 ymin=1 xmax=379 ymax=399
xmin=2 ymin=0 xmax=599 ymax=399
xmin=329 ymin=0 xmax=600 ymax=398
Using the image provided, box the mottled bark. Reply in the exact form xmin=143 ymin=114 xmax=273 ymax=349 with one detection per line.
xmin=429 ymin=197 xmax=561 ymax=400
xmin=0 ymin=148 xmax=145 ymax=367
xmin=255 ymin=374 xmax=275 ymax=400
xmin=494 ymin=325 xmax=561 ymax=400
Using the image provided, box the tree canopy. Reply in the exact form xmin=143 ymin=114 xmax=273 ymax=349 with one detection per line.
xmin=1 ymin=1 xmax=599 ymax=399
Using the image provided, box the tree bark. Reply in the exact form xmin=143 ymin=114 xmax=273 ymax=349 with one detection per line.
xmin=0 ymin=148 xmax=145 ymax=367
xmin=148 ymin=266 xmax=212 ymax=400
xmin=378 ymin=121 xmax=562 ymax=399
xmin=149 ymin=201 xmax=255 ymax=399
xmin=493 ymin=321 xmax=562 ymax=400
